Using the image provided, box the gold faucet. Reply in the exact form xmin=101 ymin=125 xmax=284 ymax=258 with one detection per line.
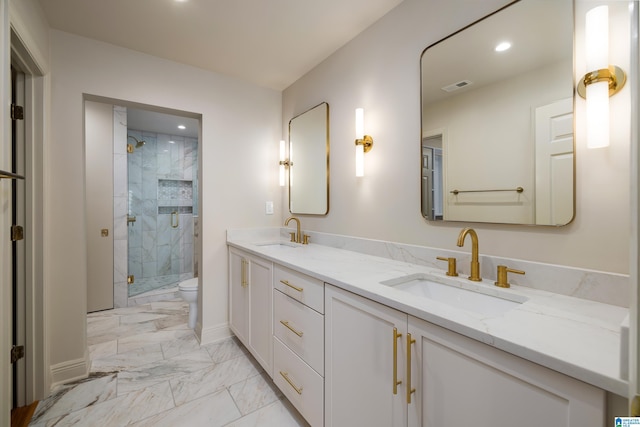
xmin=456 ymin=227 xmax=481 ymax=281
xmin=285 ymin=216 xmax=302 ymax=243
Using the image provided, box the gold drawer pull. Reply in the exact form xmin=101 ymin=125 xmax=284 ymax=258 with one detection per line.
xmin=280 ymin=320 xmax=304 ymax=337
xmin=241 ymin=259 xmax=248 ymax=287
xmin=279 ymin=371 xmax=303 ymax=395
xmin=393 ymin=327 xmax=402 ymax=395
xmin=407 ymin=332 xmax=416 ymax=404
xmin=280 ymin=279 xmax=304 ymax=292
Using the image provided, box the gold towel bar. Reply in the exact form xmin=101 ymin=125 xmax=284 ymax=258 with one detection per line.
xmin=450 ymin=186 xmax=523 ymax=195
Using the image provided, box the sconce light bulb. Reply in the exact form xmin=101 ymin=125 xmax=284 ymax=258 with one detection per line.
xmin=586 ymin=82 xmax=610 ymax=148
xmin=355 ymin=144 xmax=364 ymax=177
xmin=585 ymin=6 xmax=608 ymax=71
xmin=585 ymin=5 xmax=610 ymax=149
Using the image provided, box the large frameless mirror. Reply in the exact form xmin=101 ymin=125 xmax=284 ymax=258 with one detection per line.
xmin=289 ymin=102 xmax=330 ymax=215
xmin=420 ymin=0 xmax=574 ymax=225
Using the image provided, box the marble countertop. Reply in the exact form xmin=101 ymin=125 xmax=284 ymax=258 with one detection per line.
xmin=227 ymin=234 xmax=629 ymax=397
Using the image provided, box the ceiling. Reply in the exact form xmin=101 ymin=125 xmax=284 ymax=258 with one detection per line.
xmin=38 ymin=0 xmax=405 ymax=91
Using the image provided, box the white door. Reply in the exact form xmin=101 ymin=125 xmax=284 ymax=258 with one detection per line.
xmin=85 ymin=101 xmax=114 ymax=312
xmin=325 ymin=284 xmax=407 ymax=427
xmin=534 ymin=98 xmax=574 ymax=225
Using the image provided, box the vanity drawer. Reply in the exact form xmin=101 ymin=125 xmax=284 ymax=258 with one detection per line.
xmin=274 ymin=289 xmax=324 ymax=375
xmin=274 ymin=264 xmax=324 ymax=314
xmin=273 ymin=337 xmax=324 ymax=427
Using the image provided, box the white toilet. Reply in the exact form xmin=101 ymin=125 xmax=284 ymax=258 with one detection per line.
xmin=178 ymin=277 xmax=199 ymax=329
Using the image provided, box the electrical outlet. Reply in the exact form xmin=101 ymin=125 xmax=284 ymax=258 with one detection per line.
xmin=265 ymin=201 xmax=274 ymax=215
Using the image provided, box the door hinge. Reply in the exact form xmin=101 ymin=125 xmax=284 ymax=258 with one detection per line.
xmin=11 ymin=104 xmax=24 ymax=120
xmin=11 ymin=225 xmax=24 ymax=241
xmin=11 ymin=345 xmax=25 ymax=364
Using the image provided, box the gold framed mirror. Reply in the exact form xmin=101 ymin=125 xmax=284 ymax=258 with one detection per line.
xmin=420 ymin=0 xmax=574 ymax=225
xmin=288 ymin=102 xmax=330 ymax=215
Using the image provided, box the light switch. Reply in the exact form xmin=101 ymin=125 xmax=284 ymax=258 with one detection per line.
xmin=265 ymin=201 xmax=274 ymax=215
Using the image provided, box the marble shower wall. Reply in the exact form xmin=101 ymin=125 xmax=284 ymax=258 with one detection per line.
xmin=111 ymin=107 xmax=199 ymax=308
xmin=113 ymin=106 xmax=129 ymax=308
xmin=126 ymin=127 xmax=198 ymax=299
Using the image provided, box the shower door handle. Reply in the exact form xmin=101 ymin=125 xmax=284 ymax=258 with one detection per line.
xmin=171 ymin=211 xmax=179 ymax=229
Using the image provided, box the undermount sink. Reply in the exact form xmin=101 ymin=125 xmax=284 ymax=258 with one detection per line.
xmin=255 ymin=241 xmax=300 ymax=248
xmin=381 ymin=273 xmax=527 ymax=317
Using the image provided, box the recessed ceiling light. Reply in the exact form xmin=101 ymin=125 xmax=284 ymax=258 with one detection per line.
xmin=178 ymin=125 xmax=186 ymax=130
xmin=169 ymin=140 xmax=175 ymax=144
xmin=495 ymin=42 xmax=511 ymax=52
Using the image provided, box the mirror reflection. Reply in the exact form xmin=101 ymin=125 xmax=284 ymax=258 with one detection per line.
xmin=289 ymin=102 xmax=330 ymax=215
xmin=420 ymin=0 xmax=574 ymax=225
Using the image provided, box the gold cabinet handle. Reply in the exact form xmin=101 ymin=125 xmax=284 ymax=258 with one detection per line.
xmin=280 ymin=320 xmax=304 ymax=337
xmin=171 ymin=211 xmax=179 ymax=229
xmin=407 ymin=332 xmax=416 ymax=404
xmin=279 ymin=371 xmax=303 ymax=395
xmin=393 ymin=327 xmax=403 ymax=395
xmin=280 ymin=279 xmax=303 ymax=292
xmin=241 ymin=259 xmax=248 ymax=287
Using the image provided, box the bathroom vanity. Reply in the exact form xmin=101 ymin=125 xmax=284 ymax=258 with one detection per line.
xmin=227 ymin=229 xmax=628 ymax=427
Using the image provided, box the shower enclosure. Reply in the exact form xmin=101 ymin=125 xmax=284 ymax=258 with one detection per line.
xmin=126 ymin=128 xmax=198 ymax=297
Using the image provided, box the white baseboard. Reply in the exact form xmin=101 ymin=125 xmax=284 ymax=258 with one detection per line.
xmin=198 ymin=322 xmax=232 ymax=346
xmin=49 ymin=350 xmax=90 ymax=390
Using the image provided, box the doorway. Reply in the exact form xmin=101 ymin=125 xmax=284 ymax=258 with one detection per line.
xmin=84 ymin=98 xmax=201 ymax=310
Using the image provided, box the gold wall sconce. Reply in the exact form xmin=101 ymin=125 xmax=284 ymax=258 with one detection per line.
xmin=577 ymin=5 xmax=626 ymax=149
xmin=279 ymin=140 xmax=292 ymax=186
xmin=354 ymin=108 xmax=373 ymax=177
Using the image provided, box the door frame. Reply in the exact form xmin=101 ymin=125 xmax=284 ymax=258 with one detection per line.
xmin=8 ymin=27 xmax=48 ymax=408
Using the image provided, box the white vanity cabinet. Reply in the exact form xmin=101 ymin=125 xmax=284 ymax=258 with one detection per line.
xmin=228 ymin=247 xmax=273 ymax=375
xmin=273 ymin=264 xmax=325 ymax=427
xmin=325 ymin=284 xmax=606 ymax=427
xmin=408 ymin=316 xmax=605 ymax=427
xmin=325 ymin=284 xmax=408 ymax=427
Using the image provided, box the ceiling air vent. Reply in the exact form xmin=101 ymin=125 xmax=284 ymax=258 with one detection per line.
xmin=441 ymin=80 xmax=473 ymax=92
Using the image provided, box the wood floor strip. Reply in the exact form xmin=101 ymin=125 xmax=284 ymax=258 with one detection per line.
xmin=11 ymin=401 xmax=39 ymax=427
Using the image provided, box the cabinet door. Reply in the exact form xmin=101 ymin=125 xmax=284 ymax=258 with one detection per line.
xmin=408 ymin=316 xmax=605 ymax=427
xmin=248 ymin=255 xmax=273 ymax=375
xmin=229 ymin=248 xmax=249 ymax=345
xmin=325 ymin=284 xmax=408 ymax=427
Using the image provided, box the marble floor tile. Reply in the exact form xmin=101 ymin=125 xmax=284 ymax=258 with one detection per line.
xmin=33 ymin=381 xmax=175 ymax=427
xmin=130 ymin=389 xmax=241 ymax=427
xmin=32 ymin=300 xmax=308 ymax=427
xmin=204 ymin=335 xmax=249 ymax=363
xmin=224 ymin=399 xmax=311 ymax=427
xmin=160 ymin=330 xmax=201 ymax=359
xmin=31 ymin=374 xmax=117 ymax=425
xmin=91 ymin=343 xmax=164 ymax=373
xmin=88 ymin=339 xmax=118 ymax=361
xmin=117 ymin=348 xmax=213 ymax=396
xmin=116 ymin=328 xmax=193 ymax=353
xmin=228 ymin=372 xmax=282 ymax=415
xmin=169 ymin=354 xmax=261 ymax=406
xmin=88 ymin=321 xmax=157 ymax=347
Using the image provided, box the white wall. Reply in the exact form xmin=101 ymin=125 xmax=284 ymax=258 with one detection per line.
xmin=48 ymin=30 xmax=282 ymax=380
xmin=282 ymin=0 xmax=631 ymax=275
